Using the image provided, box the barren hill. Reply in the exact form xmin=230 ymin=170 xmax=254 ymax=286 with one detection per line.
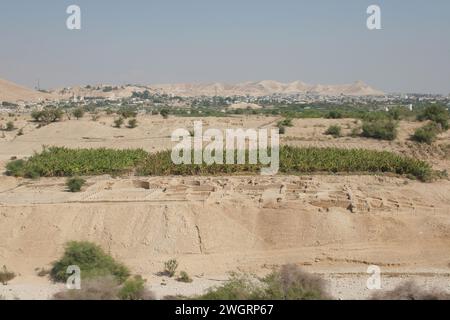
xmin=0 ymin=78 xmax=52 ymax=103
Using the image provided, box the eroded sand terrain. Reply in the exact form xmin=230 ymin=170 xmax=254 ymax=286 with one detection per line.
xmin=1 ymin=115 xmax=450 ymax=299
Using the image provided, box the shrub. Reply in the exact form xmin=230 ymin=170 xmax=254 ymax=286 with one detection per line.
xmin=50 ymin=241 xmax=130 ymax=284
xmin=36 ymin=268 xmax=50 ymax=277
xmin=164 ymin=259 xmax=179 ymax=277
xmin=278 ymin=125 xmax=286 ymax=135
xmin=177 ymin=271 xmax=193 ymax=283
xmin=198 ymin=265 xmax=329 ymax=300
xmin=31 ymin=108 xmax=63 ymax=124
xmin=17 ymin=129 xmax=24 ymax=136
xmin=117 ymin=107 xmax=138 ymax=119
xmin=278 ymin=118 xmax=293 ymax=127
xmin=72 ymin=108 xmax=85 ymax=120
xmin=261 ymin=264 xmax=329 ymax=300
xmin=412 ymin=122 xmax=441 ymax=144
xmin=127 ymin=118 xmax=138 ymax=129
xmin=53 ymin=276 xmax=119 ymax=300
xmin=5 ymin=159 xmax=26 ymax=177
xmin=160 ymin=109 xmax=170 ymax=119
xmin=362 ymin=120 xmax=398 ymax=141
xmin=325 ymin=111 xmax=343 ymax=119
xmin=371 ymin=281 xmax=450 ymax=300
xmin=0 ymin=266 xmax=15 ymax=285
xmin=325 ymin=125 xmax=341 ymax=138
xmin=114 ymin=117 xmax=124 ymax=128
xmin=5 ymin=121 xmax=15 ymax=131
xmin=417 ymin=105 xmax=449 ymax=130
xmin=118 ymin=275 xmax=154 ymax=300
xmin=67 ymin=177 xmax=86 ymax=192
xmin=198 ymin=273 xmax=264 ymax=300
xmin=350 ymin=127 xmax=361 ymax=137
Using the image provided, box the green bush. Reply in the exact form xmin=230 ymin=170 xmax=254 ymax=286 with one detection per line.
xmin=6 ymin=159 xmax=26 ymax=177
xmin=198 ymin=273 xmax=264 ymax=300
xmin=31 ymin=108 xmax=63 ymax=124
xmin=5 ymin=121 xmax=15 ymax=131
xmin=0 ymin=265 xmax=16 ymax=285
xmin=118 ymin=275 xmax=154 ymax=300
xmin=278 ymin=118 xmax=293 ymax=127
xmin=50 ymin=241 xmax=130 ymax=284
xmin=164 ymin=259 xmax=179 ymax=277
xmin=412 ymin=122 xmax=441 ymax=144
xmin=67 ymin=177 xmax=86 ymax=192
xmin=362 ymin=120 xmax=398 ymax=141
xmin=114 ymin=117 xmax=124 ymax=128
xmin=72 ymin=108 xmax=85 ymax=120
xmin=127 ymin=118 xmax=138 ymax=129
xmin=160 ymin=109 xmax=170 ymax=119
xmin=117 ymin=107 xmax=138 ymax=119
xmin=325 ymin=111 xmax=343 ymax=119
xmin=197 ymin=265 xmax=329 ymax=300
xmin=177 ymin=271 xmax=193 ymax=283
xmin=325 ymin=125 xmax=341 ymax=138
xmin=417 ymin=105 xmax=449 ymax=130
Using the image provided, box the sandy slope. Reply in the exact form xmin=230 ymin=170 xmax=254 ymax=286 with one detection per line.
xmin=0 ymin=79 xmax=52 ymax=103
xmin=0 ymin=115 xmax=449 ymax=300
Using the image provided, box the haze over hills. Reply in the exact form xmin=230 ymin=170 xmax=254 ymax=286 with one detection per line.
xmin=0 ymin=78 xmax=384 ymax=103
xmin=150 ymin=80 xmax=385 ymax=97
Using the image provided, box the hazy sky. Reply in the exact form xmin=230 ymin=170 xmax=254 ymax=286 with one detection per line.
xmin=1 ymin=0 xmax=449 ymax=93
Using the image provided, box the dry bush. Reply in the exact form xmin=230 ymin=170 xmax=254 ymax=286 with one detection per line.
xmin=0 ymin=266 xmax=16 ymax=285
xmin=262 ymin=264 xmax=330 ymax=300
xmin=371 ymin=281 xmax=450 ymax=300
xmin=53 ymin=276 xmax=120 ymax=300
xmin=198 ymin=264 xmax=330 ymax=300
xmin=53 ymin=275 xmax=156 ymax=301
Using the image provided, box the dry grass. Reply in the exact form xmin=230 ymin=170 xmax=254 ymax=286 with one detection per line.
xmin=371 ymin=281 xmax=450 ymax=300
xmin=53 ymin=276 xmax=120 ymax=300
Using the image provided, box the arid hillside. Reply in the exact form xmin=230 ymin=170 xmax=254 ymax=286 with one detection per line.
xmin=0 ymin=78 xmax=53 ymax=103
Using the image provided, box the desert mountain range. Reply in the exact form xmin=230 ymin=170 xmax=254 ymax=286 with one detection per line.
xmin=0 ymin=78 xmax=384 ymax=103
xmin=151 ymin=80 xmax=385 ymax=97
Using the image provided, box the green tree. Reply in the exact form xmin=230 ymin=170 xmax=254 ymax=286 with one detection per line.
xmin=72 ymin=108 xmax=85 ymax=120
xmin=51 ymin=241 xmax=130 ymax=284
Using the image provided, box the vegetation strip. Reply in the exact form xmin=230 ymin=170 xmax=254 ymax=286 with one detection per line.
xmin=6 ymin=146 xmax=433 ymax=181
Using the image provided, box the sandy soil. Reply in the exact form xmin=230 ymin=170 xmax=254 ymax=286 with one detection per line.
xmin=1 ymin=114 xmax=450 ymax=300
